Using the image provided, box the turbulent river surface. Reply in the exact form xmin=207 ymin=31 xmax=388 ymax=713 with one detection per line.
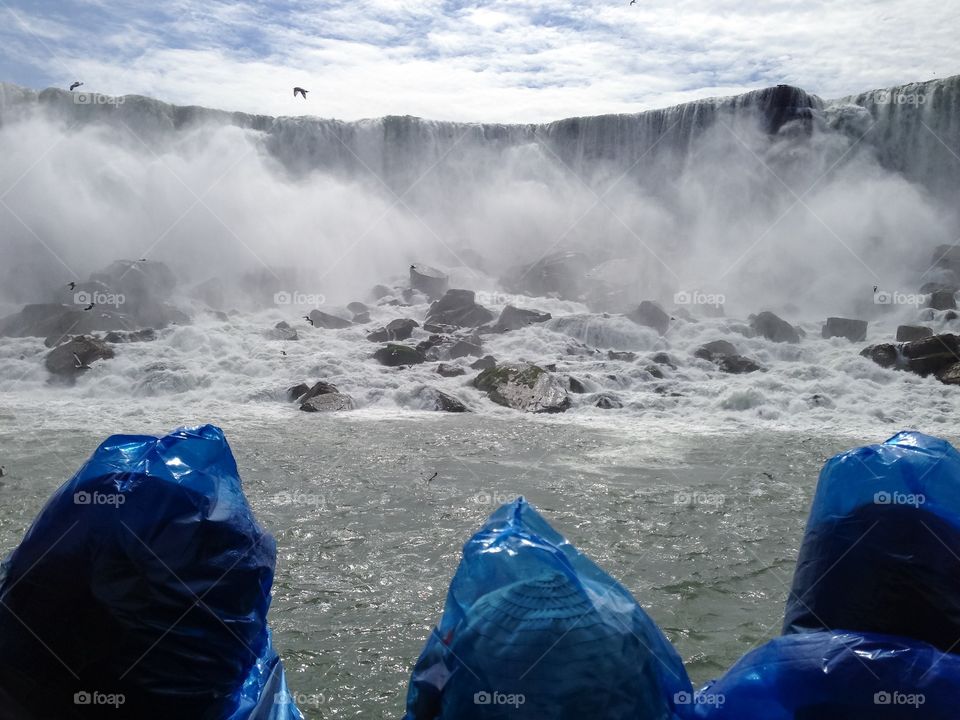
xmin=1 ymin=402 xmax=954 ymax=717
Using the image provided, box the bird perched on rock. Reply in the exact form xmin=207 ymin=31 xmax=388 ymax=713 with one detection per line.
xmin=293 ymin=87 xmax=308 ymax=99
xmin=73 ymin=353 xmax=92 ymax=370
xmin=69 ymin=81 xmax=83 ymax=91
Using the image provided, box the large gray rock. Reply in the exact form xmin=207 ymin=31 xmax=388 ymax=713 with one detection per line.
xmin=502 ymin=251 xmax=591 ymax=300
xmin=929 ymin=290 xmax=957 ymax=311
xmin=436 ymin=363 xmax=466 ymax=377
xmin=421 ymin=387 xmax=468 ymax=412
xmin=266 ymin=321 xmax=299 ymax=341
xmin=694 ymin=340 xmax=761 ymax=374
xmin=299 ymin=380 xmax=340 ymax=404
xmin=491 ymin=305 xmax=552 ymax=333
xmin=474 ymin=363 xmax=571 ymax=413
xmin=750 ymin=311 xmax=800 ymax=343
xmin=409 ymin=264 xmax=449 ymax=300
xmin=425 ymin=339 xmax=483 ymax=361
xmin=366 ymin=318 xmax=419 ymax=342
xmin=45 ymin=335 xmax=114 ymax=379
xmin=0 ymin=303 xmax=133 ymax=342
xmin=896 ymin=325 xmax=933 ymax=343
xmin=822 ymin=317 xmax=867 ymax=342
xmin=374 ymin=344 xmax=426 ymax=366
xmin=425 ymin=290 xmax=494 ymax=328
xmin=300 ymin=393 xmax=354 ymax=412
xmin=626 ymin=301 xmax=670 ymax=335
xmin=308 ymin=309 xmax=353 ymax=329
xmin=103 ymin=328 xmax=157 ymax=343
xmin=861 ymin=334 xmax=960 ymax=380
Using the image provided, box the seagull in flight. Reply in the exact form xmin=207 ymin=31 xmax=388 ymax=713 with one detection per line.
xmin=293 ymin=87 xmax=308 ymax=99
xmin=83 ymin=303 xmax=95 ymax=311
xmin=67 ymin=281 xmax=76 ymax=290
xmin=69 ymin=81 xmax=83 ymax=91
xmin=629 ymin=0 xmax=636 ymax=5
xmin=303 ymin=314 xmax=314 ymax=326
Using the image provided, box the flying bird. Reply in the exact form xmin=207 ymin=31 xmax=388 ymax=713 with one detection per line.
xmin=67 ymin=281 xmax=76 ymax=290
xmin=0 ymin=466 xmax=5 ymax=478
xmin=630 ymin=0 xmax=636 ymax=5
xmin=73 ymin=353 xmax=92 ymax=370
xmin=293 ymin=87 xmax=308 ymax=99
xmin=280 ymin=350 xmax=287 ymax=356
xmin=303 ymin=315 xmax=314 ymax=326
xmin=83 ymin=303 xmax=95 ymax=311
xmin=69 ymin=81 xmax=83 ymax=91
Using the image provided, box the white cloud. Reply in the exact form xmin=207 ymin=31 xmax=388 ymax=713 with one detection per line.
xmin=1 ymin=0 xmax=958 ymax=122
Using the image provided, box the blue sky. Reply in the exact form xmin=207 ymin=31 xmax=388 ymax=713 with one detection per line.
xmin=1 ymin=0 xmax=957 ymax=122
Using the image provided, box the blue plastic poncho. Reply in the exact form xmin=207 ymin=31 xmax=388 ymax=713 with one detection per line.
xmin=783 ymin=430 xmax=960 ymax=650
xmin=691 ymin=630 xmax=960 ymax=719
xmin=404 ymin=497 xmax=691 ymax=720
xmin=0 ymin=425 xmax=302 ymax=719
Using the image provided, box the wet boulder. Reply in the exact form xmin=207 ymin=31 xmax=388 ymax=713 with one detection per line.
xmin=299 ymin=380 xmax=340 ymax=404
xmin=626 ymin=301 xmax=670 ymax=336
xmin=694 ymin=340 xmax=761 ymax=374
xmin=421 ymin=387 xmax=468 ymax=413
xmin=45 ymin=335 xmax=114 ymax=379
xmin=103 ymin=328 xmax=157 ymax=343
xmin=436 ymin=363 xmax=466 ymax=378
xmin=470 ymin=355 xmax=497 ymax=371
xmin=929 ymin=290 xmax=957 ymax=311
xmin=308 ymin=309 xmax=353 ymax=330
xmin=409 ymin=264 xmax=449 ymax=300
xmin=607 ymin=350 xmax=637 ymax=362
xmin=424 ymin=290 xmax=494 ymax=328
xmin=266 ymin=321 xmax=298 ymax=341
xmin=896 ymin=325 xmax=933 ymax=343
xmin=901 ymin=334 xmax=960 ymax=376
xmin=501 ymin=251 xmax=591 ymax=300
xmin=300 ymin=393 xmax=354 ymax=412
xmin=425 ymin=339 xmax=483 ymax=361
xmin=595 ymin=394 xmax=623 ymax=410
xmin=370 ymin=284 xmax=394 ymax=301
xmin=750 ymin=311 xmax=800 ymax=343
xmin=822 ymin=317 xmax=867 ymax=342
xmin=859 ymin=343 xmax=898 ymax=369
xmin=474 ymin=363 xmax=571 ymax=413
xmin=937 ymin=363 xmax=960 ymax=385
xmin=491 ymin=305 xmax=552 ymax=333
xmin=366 ymin=318 xmax=419 ymax=342
xmin=287 ymin=383 xmax=310 ymax=401
xmin=374 ymin=344 xmax=426 ymax=367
